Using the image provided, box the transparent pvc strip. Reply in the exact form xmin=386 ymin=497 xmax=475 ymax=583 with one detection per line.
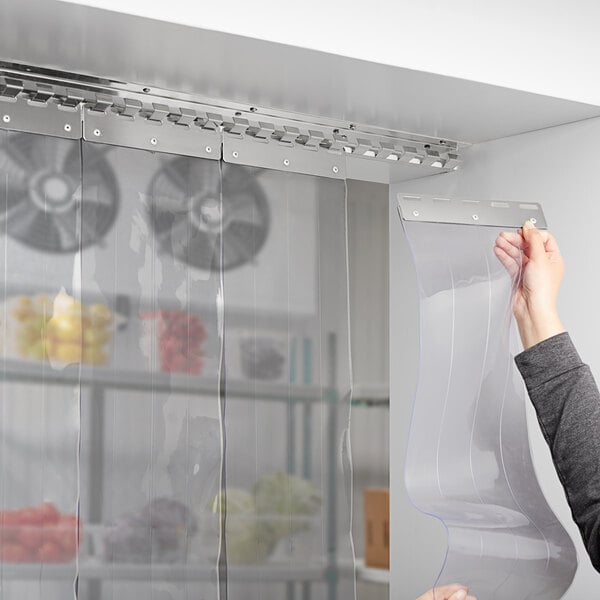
xmin=220 ymin=164 xmax=355 ymax=600
xmin=0 ymin=131 xmax=82 ymax=599
xmin=401 ymin=218 xmax=577 ymax=599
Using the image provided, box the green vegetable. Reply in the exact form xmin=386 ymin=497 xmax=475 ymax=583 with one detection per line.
xmin=211 ymin=488 xmax=278 ymax=564
xmin=225 ymin=517 xmax=278 ymax=565
xmin=253 ymin=472 xmax=321 ymax=535
xmin=212 ymin=488 xmax=255 ymax=515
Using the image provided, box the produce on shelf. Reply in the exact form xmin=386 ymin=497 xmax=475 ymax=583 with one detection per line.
xmin=212 ymin=488 xmax=278 ymax=565
xmin=12 ymin=290 xmax=113 ymax=365
xmin=141 ymin=309 xmax=207 ymax=374
xmin=212 ymin=489 xmax=255 ymax=515
xmin=0 ymin=502 xmax=81 ymax=563
xmin=211 ymin=473 xmax=321 ymax=565
xmin=239 ymin=337 xmax=286 ymax=380
xmin=254 ymin=472 xmax=321 ymax=535
xmin=103 ymin=497 xmax=197 ymax=563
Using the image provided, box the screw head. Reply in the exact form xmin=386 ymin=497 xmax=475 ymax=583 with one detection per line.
xmin=472 ymin=214 xmax=479 ymax=221
xmin=412 ymin=210 xmax=420 ymax=217
xmin=150 ymin=137 xmax=158 ymax=146
xmin=93 ymin=128 xmax=101 ymax=137
xmin=332 ymin=166 xmax=339 ymax=174
xmin=283 ymin=159 xmax=290 ymax=167
xmin=232 ymin=151 xmax=239 ymax=159
xmin=2 ymin=115 xmax=10 ymax=123
xmin=530 ymin=217 xmax=537 ymax=224
xmin=205 ymin=146 xmax=212 ymax=154
xmin=64 ymin=124 xmax=72 ymax=132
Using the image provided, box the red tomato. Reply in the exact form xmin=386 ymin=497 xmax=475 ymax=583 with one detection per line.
xmin=18 ymin=525 xmax=44 ymax=550
xmin=1 ymin=542 xmax=29 ymax=562
xmin=38 ymin=503 xmax=60 ymax=525
xmin=0 ymin=511 xmax=19 ymax=543
xmin=37 ymin=540 xmax=64 ymax=563
xmin=54 ymin=516 xmax=80 ymax=555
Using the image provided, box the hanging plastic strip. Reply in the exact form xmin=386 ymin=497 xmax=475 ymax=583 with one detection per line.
xmin=398 ymin=194 xmax=577 ymax=599
xmin=218 ymin=159 xmax=355 ymax=600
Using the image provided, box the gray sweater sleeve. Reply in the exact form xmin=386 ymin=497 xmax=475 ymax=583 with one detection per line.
xmin=515 ymin=331 xmax=600 ymax=571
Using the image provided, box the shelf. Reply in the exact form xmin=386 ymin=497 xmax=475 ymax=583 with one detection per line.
xmin=355 ymin=559 xmax=389 ymax=585
xmin=0 ymin=558 xmax=356 ymax=583
xmin=0 ymin=358 xmax=326 ymax=403
xmin=351 ymin=384 xmax=389 ymax=407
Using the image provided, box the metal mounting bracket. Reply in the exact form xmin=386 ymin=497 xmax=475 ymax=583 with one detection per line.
xmin=0 ymin=94 xmax=82 ymax=139
xmin=83 ymin=107 xmax=221 ymax=159
xmin=398 ymin=194 xmax=548 ymax=229
xmin=223 ymin=134 xmax=346 ymax=179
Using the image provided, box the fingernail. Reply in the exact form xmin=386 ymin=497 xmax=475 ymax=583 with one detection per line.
xmin=454 ymin=591 xmax=468 ymax=600
xmin=523 ymin=219 xmax=535 ymax=229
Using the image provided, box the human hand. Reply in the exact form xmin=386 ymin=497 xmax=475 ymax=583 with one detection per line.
xmin=494 ymin=220 xmax=565 ymax=349
xmin=416 ymin=583 xmax=476 ymax=600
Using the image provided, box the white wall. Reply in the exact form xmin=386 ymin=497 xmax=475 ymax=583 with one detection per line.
xmin=390 ymin=115 xmax=600 ymax=598
xmin=60 ymin=0 xmax=600 ymax=106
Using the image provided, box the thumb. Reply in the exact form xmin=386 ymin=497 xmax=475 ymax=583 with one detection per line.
xmin=522 ymin=220 xmax=546 ymax=262
xmin=449 ymin=590 xmax=468 ymax=600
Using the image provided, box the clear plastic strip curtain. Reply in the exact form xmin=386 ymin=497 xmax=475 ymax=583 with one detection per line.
xmin=0 ymin=129 xmax=355 ymax=600
xmin=401 ymin=219 xmax=577 ymax=599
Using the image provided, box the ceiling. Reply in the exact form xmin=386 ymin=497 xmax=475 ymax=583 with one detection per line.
xmin=2 ymin=0 xmax=600 ymax=146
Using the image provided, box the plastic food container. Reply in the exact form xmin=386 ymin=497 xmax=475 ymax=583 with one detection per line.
xmin=140 ymin=310 xmax=207 ymax=375
xmin=6 ymin=291 xmax=114 ymax=367
xmin=0 ymin=504 xmax=81 ymax=563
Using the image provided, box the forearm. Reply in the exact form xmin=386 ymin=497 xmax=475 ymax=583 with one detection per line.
xmin=515 ymin=332 xmax=600 ymax=571
xmin=515 ymin=307 xmax=566 ymax=350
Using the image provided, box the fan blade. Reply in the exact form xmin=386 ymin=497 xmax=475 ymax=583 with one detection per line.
xmin=0 ymin=195 xmax=33 ymax=222
xmin=51 ymin=212 xmax=80 ymax=250
xmin=184 ymin=229 xmax=220 ymax=270
xmin=150 ymin=192 xmax=190 ymax=216
xmin=189 ymin=159 xmax=221 ymax=195
xmin=80 ymin=170 xmax=117 ymax=208
xmin=156 ymin=213 xmax=193 ymax=250
xmin=33 ymin=212 xmax=62 ymax=250
xmin=0 ymin=145 xmax=32 ymax=187
xmin=28 ymin=135 xmax=56 ymax=173
xmin=159 ymin=159 xmax=191 ymax=196
xmin=51 ymin=138 xmax=78 ymax=173
xmin=227 ymin=198 xmax=268 ymax=227
xmin=222 ymin=221 xmax=262 ymax=265
xmin=82 ymin=144 xmax=113 ymax=172
xmin=0 ymin=181 xmax=30 ymax=210
xmin=4 ymin=203 xmax=45 ymax=238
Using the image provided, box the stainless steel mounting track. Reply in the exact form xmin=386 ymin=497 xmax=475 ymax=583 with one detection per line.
xmin=0 ymin=61 xmax=463 ymax=176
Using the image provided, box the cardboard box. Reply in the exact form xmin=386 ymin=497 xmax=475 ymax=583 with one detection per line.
xmin=364 ymin=487 xmax=389 ymax=569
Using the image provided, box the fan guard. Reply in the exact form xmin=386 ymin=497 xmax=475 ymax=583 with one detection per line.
xmin=148 ymin=158 xmax=270 ymax=271
xmin=0 ymin=133 xmax=118 ymax=253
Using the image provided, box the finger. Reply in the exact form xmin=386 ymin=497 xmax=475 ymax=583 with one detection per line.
xmin=428 ymin=584 xmax=469 ymax=599
xmin=495 ymin=234 xmax=522 ymax=261
xmin=500 ymin=228 xmax=551 ymax=248
xmin=522 ymin=220 xmax=546 ymax=261
xmin=466 ymin=596 xmax=477 ymax=600
xmin=499 ymin=231 xmax=526 ymax=248
xmin=493 ymin=246 xmax=521 ymax=279
xmin=543 ymin=231 xmax=562 ymax=255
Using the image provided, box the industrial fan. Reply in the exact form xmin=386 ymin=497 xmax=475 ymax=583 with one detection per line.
xmin=0 ymin=132 xmax=118 ymax=253
xmin=148 ymin=157 xmax=270 ymax=271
